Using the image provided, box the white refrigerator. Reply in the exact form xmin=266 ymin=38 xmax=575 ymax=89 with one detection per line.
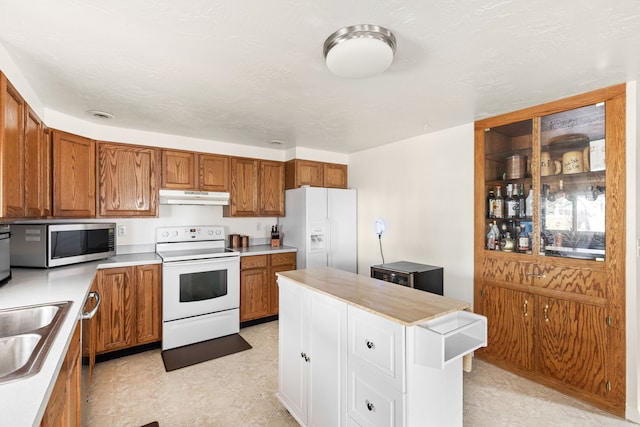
xmin=279 ymin=187 xmax=357 ymax=273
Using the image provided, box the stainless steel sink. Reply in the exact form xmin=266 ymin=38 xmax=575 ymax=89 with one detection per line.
xmin=0 ymin=304 xmax=60 ymax=336
xmin=0 ymin=301 xmax=72 ymax=384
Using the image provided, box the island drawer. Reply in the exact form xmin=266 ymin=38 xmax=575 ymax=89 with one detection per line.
xmin=347 ymin=369 xmax=405 ymax=427
xmin=348 ymin=305 xmax=405 ymax=392
xmin=413 ymin=310 xmax=487 ymax=369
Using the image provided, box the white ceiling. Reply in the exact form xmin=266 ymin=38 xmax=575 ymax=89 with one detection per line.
xmin=0 ymin=1 xmax=639 ymax=154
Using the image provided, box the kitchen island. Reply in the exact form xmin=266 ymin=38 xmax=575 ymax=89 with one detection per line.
xmin=276 ymin=268 xmax=487 ymax=427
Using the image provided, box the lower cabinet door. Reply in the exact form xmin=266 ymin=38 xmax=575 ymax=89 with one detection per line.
xmin=347 ymin=370 xmax=404 ymax=427
xmin=277 ymin=278 xmax=347 ymax=427
xmin=277 ymin=280 xmax=308 ymax=424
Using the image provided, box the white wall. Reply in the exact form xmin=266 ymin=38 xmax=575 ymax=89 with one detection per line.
xmin=349 ymin=123 xmax=475 ymax=305
xmin=627 ymin=81 xmax=640 ymax=423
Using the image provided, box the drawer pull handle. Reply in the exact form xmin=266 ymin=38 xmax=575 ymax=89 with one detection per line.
xmin=300 ymin=352 xmax=310 ymax=362
xmin=366 ymin=400 xmax=375 ymax=412
xmin=523 ymin=299 xmax=528 ymax=318
xmin=366 ymin=340 xmax=375 ymax=350
xmin=543 ymin=304 xmax=549 ymax=322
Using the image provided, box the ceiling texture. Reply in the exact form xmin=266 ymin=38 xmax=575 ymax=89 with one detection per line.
xmin=0 ymin=0 xmax=639 ymax=154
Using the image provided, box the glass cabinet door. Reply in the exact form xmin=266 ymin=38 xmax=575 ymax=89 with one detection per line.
xmin=483 ymin=119 xmax=533 ymax=254
xmin=539 ymin=102 xmax=606 ymax=260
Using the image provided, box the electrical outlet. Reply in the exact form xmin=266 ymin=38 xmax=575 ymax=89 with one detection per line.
xmin=118 ymin=225 xmax=127 ymax=236
xmin=256 ymin=222 xmax=262 ymax=231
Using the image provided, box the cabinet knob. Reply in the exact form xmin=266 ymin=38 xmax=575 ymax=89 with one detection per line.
xmin=366 ymin=340 xmax=375 ymax=350
xmin=365 ymin=400 xmax=375 ymax=412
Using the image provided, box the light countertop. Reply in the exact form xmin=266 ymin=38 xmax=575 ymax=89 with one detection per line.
xmin=231 ymin=245 xmax=297 ymax=256
xmin=277 ymin=267 xmax=470 ymax=326
xmin=0 ymin=252 xmax=160 ymax=427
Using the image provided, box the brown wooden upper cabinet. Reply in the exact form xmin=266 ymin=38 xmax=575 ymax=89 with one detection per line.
xmin=24 ymin=108 xmax=51 ymax=218
xmin=224 ymin=157 xmax=284 ymax=217
xmin=0 ymin=74 xmax=26 ymax=218
xmin=161 ymin=149 xmax=196 ymax=189
xmin=323 ymin=162 xmax=348 ymax=188
xmin=0 ymin=73 xmax=51 ymax=220
xmin=98 ymin=142 xmax=159 ymax=217
xmin=52 ymin=130 xmax=96 ymax=218
xmin=198 ymin=153 xmax=229 ymax=192
xmin=285 ymin=159 xmax=348 ymax=189
xmin=161 ymin=149 xmax=229 ymax=192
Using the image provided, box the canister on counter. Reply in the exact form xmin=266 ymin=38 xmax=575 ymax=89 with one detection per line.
xmin=229 ymin=234 xmax=240 ymax=248
xmin=241 ymin=235 xmax=249 ymax=248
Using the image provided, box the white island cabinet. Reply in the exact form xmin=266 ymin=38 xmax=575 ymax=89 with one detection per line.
xmin=277 ymin=268 xmax=487 ymax=427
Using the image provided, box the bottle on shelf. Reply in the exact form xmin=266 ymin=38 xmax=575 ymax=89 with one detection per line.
xmin=518 ymin=224 xmax=530 ymax=253
xmin=487 ymin=187 xmax=495 ymax=218
xmin=486 ymin=223 xmax=496 ymax=250
xmin=491 ymin=221 xmax=501 ymax=250
xmin=505 ymin=184 xmax=519 ymax=218
xmin=518 ymin=183 xmax=526 ymax=218
xmin=493 ymin=186 xmax=504 ymax=219
xmin=552 ymin=179 xmax=573 ymax=231
xmin=525 ymin=185 xmax=534 ymax=217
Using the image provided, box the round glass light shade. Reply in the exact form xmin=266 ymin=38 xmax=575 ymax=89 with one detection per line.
xmin=323 ymin=24 xmax=396 ymax=78
xmin=325 ymin=38 xmax=394 ymax=78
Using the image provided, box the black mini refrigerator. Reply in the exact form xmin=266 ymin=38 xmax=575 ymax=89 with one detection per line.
xmin=370 ymin=261 xmax=443 ymax=296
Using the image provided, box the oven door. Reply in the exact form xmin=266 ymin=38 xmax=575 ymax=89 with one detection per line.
xmin=162 ymin=256 xmax=240 ymax=322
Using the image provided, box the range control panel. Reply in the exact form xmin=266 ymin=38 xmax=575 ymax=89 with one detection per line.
xmin=156 ymin=225 xmax=225 ymax=243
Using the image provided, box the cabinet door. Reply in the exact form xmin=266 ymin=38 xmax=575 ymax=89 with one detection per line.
xmin=66 ymin=322 xmax=81 ymax=427
xmin=481 ymin=284 xmax=535 ymax=372
xmin=538 ymin=296 xmax=607 ymax=397
xmin=278 ymin=279 xmax=308 ymax=424
xmin=134 ymin=264 xmax=162 ymax=344
xmin=240 ymin=267 xmax=270 ymax=321
xmin=259 ymin=160 xmax=285 ymax=216
xmin=98 ymin=142 xmax=159 ymax=217
xmin=268 ymin=253 xmax=296 ymax=316
xmin=161 ymin=149 xmax=196 ymax=189
xmin=285 ymin=159 xmax=324 ymax=189
xmin=0 ymin=75 xmax=25 ymax=218
xmin=94 ymin=267 xmax=134 ymax=353
xmin=307 ymin=286 xmax=347 ymax=427
xmin=24 ymin=106 xmax=49 ymax=217
xmin=324 ymin=163 xmax=348 ymax=189
xmin=52 ymin=130 xmax=96 ymax=217
xmin=199 ymin=153 xmax=229 ymax=191
xmin=226 ymin=157 xmax=259 ymax=216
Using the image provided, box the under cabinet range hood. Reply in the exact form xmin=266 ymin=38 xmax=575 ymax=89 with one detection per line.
xmin=159 ymin=189 xmax=230 ymax=206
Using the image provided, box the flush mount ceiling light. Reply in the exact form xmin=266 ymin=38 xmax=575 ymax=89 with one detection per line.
xmin=323 ymin=24 xmax=396 ymax=78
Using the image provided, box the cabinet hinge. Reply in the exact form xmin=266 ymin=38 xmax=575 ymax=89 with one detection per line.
xmin=606 ymin=381 xmax=612 ymax=393
xmin=606 ymin=316 xmax=612 ymax=327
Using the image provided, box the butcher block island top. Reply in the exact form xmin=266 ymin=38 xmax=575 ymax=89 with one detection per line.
xmin=277 ymin=267 xmax=471 ymax=325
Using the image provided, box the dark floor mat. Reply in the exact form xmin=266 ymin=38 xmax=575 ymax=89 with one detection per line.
xmin=161 ymin=334 xmax=252 ymax=372
xmin=140 ymin=422 xmax=159 ymax=427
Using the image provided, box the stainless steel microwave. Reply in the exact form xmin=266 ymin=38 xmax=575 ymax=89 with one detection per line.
xmin=10 ymin=223 xmax=116 ymax=268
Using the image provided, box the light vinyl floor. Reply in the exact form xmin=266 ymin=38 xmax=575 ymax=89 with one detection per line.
xmin=85 ymin=321 xmax=637 ymax=427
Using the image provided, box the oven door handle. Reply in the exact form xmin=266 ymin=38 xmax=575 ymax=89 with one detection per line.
xmin=163 ymin=257 xmax=239 ymax=268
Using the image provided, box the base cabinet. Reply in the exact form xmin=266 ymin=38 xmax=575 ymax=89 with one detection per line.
xmin=41 ymin=321 xmax=81 ymax=427
xmin=277 ymin=278 xmax=347 ymax=427
xmin=90 ymin=264 xmax=161 ymax=355
xmin=240 ymin=252 xmax=295 ymax=322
